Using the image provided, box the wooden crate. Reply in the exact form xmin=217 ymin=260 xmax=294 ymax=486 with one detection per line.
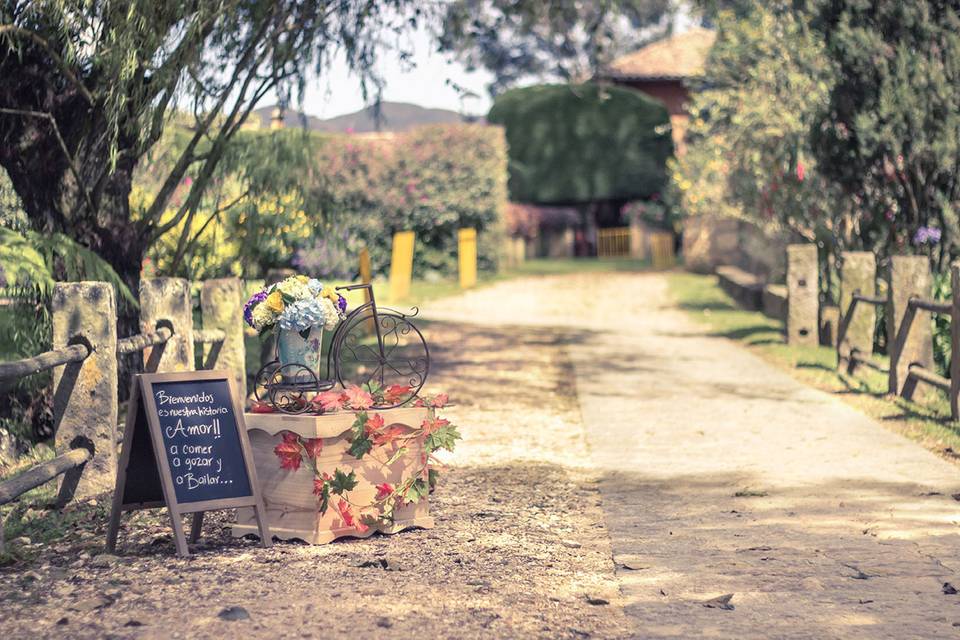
xmin=232 ymin=407 xmax=434 ymax=544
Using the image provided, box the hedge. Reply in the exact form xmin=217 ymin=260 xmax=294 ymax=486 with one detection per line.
xmin=488 ymin=83 xmax=674 ymax=205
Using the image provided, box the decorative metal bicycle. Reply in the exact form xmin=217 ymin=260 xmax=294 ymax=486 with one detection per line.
xmin=253 ymin=283 xmax=430 ymax=414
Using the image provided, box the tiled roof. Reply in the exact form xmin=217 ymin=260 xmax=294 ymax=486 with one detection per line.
xmin=600 ymin=27 xmax=716 ymax=80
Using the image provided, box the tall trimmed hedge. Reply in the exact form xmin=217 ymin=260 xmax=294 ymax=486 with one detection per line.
xmin=488 ymin=83 xmax=674 ymax=204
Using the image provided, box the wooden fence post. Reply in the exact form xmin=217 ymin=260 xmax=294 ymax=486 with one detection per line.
xmin=951 ymin=261 xmax=960 ymax=420
xmin=786 ymin=244 xmax=819 ymax=346
xmin=140 ymin=278 xmax=194 ymax=372
xmin=837 ymin=251 xmax=877 ymax=371
xmin=201 ymin=278 xmax=246 ymax=400
xmin=458 ymin=228 xmax=478 ymax=289
xmin=389 ymin=231 xmax=415 ymax=301
xmin=51 ymin=282 xmax=118 ymax=501
xmin=887 ymin=256 xmax=933 ymax=395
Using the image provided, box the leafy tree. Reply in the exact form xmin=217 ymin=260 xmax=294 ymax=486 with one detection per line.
xmin=671 ymin=1 xmax=844 ymax=246
xmin=488 ymin=83 xmax=673 ymax=205
xmin=437 ymin=0 xmax=673 ymax=94
xmin=0 ymin=0 xmax=415 ymax=326
xmin=811 ymin=0 xmax=960 ymax=268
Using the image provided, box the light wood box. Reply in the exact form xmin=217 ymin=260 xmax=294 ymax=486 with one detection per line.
xmin=232 ymin=407 xmax=434 ymax=544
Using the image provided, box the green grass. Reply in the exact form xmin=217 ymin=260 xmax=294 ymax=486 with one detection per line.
xmin=667 ymin=272 xmax=960 ymax=456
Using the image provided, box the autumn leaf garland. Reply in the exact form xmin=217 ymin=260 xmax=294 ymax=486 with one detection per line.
xmin=272 ymin=391 xmax=460 ymax=532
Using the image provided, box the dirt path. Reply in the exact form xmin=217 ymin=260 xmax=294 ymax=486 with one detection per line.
xmin=426 ymin=271 xmax=960 ymax=639
xmin=0 ymin=316 xmax=630 ymax=638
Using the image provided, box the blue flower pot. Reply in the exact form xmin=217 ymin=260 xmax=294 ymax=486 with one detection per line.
xmin=277 ymin=326 xmax=323 ymax=382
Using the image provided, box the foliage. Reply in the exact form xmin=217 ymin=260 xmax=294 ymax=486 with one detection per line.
xmin=271 ymin=388 xmax=458 ymax=531
xmin=488 ymin=83 xmax=673 ymax=205
xmin=0 ymin=0 xmax=419 ymax=298
xmin=141 ymin=124 xmax=508 ymax=279
xmin=811 ymin=1 xmax=960 ymax=269
xmin=671 ymin=2 xmax=843 ymax=247
xmin=438 ymin=0 xmax=673 ymax=94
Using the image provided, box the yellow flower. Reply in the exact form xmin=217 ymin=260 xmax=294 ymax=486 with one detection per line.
xmin=266 ymin=290 xmax=284 ymax=313
xmin=321 ymin=286 xmax=338 ymax=301
xmin=296 ymin=275 xmax=309 ymax=283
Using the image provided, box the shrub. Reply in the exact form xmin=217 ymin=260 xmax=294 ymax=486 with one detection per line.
xmin=142 ymin=124 xmax=508 ymax=280
xmin=488 ymin=83 xmax=674 ymax=204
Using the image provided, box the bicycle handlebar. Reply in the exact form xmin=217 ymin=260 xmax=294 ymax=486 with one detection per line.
xmin=335 ymin=283 xmax=373 ymax=292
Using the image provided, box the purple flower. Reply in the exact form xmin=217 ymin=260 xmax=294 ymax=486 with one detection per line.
xmin=337 ymin=295 xmax=347 ymax=313
xmin=243 ymin=290 xmax=268 ymax=328
xmin=913 ymin=226 xmax=942 ymax=246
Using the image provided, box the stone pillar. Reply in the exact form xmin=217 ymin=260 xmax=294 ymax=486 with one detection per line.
xmin=786 ymin=244 xmax=819 ymax=346
xmin=837 ymin=251 xmax=877 ymax=369
xmin=52 ymin=282 xmax=118 ymax=501
xmin=201 ymin=278 xmax=247 ymax=400
xmin=887 ymin=256 xmax=933 ymax=395
xmin=139 ymin=278 xmax=194 ymax=372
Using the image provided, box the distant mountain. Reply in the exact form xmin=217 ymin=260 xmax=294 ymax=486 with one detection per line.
xmin=250 ymin=101 xmax=466 ymax=133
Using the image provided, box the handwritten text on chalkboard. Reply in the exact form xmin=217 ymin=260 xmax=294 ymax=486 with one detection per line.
xmin=152 ymin=379 xmax=252 ymax=503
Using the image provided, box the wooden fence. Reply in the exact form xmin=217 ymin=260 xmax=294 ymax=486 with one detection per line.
xmin=0 ymin=277 xmax=245 ymax=509
xmin=597 ymin=227 xmax=631 ymax=257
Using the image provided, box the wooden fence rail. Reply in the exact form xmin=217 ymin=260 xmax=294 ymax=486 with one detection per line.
xmin=829 ymin=253 xmax=960 ymax=419
xmin=0 ymin=277 xmax=246 ymax=508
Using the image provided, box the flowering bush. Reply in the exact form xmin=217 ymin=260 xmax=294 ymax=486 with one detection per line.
xmin=272 ymin=387 xmax=459 ymax=532
xmin=243 ymin=274 xmax=347 ymax=335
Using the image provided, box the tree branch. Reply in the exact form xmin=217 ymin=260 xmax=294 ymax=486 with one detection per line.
xmin=0 ymin=25 xmax=94 ymax=105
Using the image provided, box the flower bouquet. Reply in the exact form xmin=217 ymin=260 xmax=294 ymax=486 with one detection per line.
xmin=244 ymin=275 xmax=347 ymax=375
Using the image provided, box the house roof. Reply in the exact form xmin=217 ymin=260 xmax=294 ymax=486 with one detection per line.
xmin=600 ymin=27 xmax=716 ymax=81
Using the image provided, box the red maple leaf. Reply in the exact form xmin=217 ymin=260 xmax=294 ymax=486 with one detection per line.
xmin=383 ymin=384 xmax=411 ymax=404
xmin=303 ymin=437 xmax=323 ymax=459
xmin=420 ymin=416 xmax=450 ymax=436
xmin=363 ymin=412 xmax=385 ymax=436
xmin=250 ymin=400 xmax=275 ymax=414
xmin=375 ymin=483 xmax=394 ymax=501
xmin=344 ymin=385 xmax=374 ymax=410
xmin=335 ymin=499 xmax=369 ymax=533
xmin=373 ymin=425 xmax=406 ymax=447
xmin=274 ymin=432 xmax=302 ymax=471
xmin=313 ymin=390 xmax=347 ymax=412
xmin=432 ymin=393 xmax=449 ymax=408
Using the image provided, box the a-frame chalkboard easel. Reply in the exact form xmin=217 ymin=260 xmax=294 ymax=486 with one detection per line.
xmin=106 ymin=371 xmax=271 ymax=557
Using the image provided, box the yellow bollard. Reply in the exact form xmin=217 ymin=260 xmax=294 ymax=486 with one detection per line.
xmin=389 ymin=231 xmax=415 ymax=301
xmin=458 ymin=228 xmax=478 ymax=289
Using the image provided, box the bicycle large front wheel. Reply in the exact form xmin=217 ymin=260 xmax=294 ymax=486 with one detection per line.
xmin=333 ymin=310 xmax=429 ymax=407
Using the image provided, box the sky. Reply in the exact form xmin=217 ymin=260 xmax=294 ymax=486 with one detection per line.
xmin=298 ymin=22 xmax=495 ymax=119
xmin=292 ymin=5 xmax=698 ymax=120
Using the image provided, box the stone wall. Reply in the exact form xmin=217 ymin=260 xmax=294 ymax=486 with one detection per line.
xmin=681 ymin=214 xmax=787 ymax=281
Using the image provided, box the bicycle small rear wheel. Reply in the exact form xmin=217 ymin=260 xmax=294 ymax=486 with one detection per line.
xmin=333 ymin=310 xmax=429 ymax=407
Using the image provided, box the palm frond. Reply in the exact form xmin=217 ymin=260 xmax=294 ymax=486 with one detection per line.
xmin=0 ymin=227 xmax=137 ymax=306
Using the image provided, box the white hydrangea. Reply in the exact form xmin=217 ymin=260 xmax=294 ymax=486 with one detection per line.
xmin=320 ymin=297 xmax=340 ymax=331
xmin=251 ymin=305 xmax=276 ymax=331
xmin=275 ymin=277 xmax=310 ymax=300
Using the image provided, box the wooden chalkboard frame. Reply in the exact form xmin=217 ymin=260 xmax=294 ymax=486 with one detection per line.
xmin=106 ymin=370 xmax=271 ymax=557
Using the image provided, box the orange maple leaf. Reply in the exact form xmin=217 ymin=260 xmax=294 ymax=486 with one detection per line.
xmin=363 ymin=412 xmax=385 ymax=436
xmin=420 ymin=416 xmax=450 ymax=436
xmin=249 ymin=400 xmax=275 ymax=414
xmin=373 ymin=425 xmax=406 ymax=447
xmin=383 ymin=384 xmax=412 ymax=404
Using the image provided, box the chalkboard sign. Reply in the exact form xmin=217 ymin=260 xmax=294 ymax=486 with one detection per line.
xmin=152 ymin=378 xmax=252 ymax=503
xmin=106 ymin=371 xmax=271 ymax=557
